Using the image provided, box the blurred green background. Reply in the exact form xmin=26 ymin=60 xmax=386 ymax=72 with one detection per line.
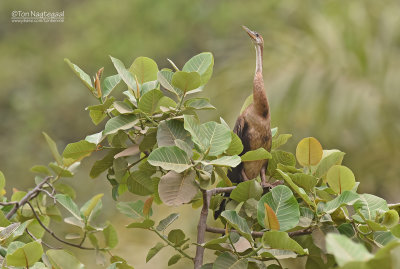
xmin=1 ymin=0 xmax=400 ymax=268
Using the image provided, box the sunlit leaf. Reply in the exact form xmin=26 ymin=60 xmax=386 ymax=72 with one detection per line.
xmin=262 ymin=231 xmax=307 ymax=255
xmin=47 ymin=249 xmax=85 ymax=269
xmin=241 ymin=148 xmax=272 ymax=162
xmin=63 ymin=140 xmax=97 ymax=161
xmin=43 ymin=132 xmax=63 ymax=165
xmin=230 ymin=180 xmax=262 ymax=202
xmin=129 ymin=57 xmax=158 ymax=84
xmin=6 ymin=241 xmax=43 ymax=267
xmin=326 ymin=165 xmax=356 ymax=194
xmin=56 ymin=194 xmax=82 ymax=220
xmin=221 ymin=210 xmax=253 ymax=243
xmin=103 ymin=115 xmax=138 ymax=135
xmin=225 ymin=132 xmax=244 ymax=156
xmin=296 ymin=137 xmax=323 ymax=167
xmin=182 ymin=52 xmax=214 ymax=85
xmin=110 ymin=56 xmax=137 ymax=90
xmin=64 ymin=58 xmax=94 ymax=93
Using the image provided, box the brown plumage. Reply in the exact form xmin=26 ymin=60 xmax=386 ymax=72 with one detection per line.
xmin=228 ymin=26 xmax=272 ymax=186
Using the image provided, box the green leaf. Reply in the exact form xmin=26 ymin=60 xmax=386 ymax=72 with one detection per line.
xmin=156 ymin=213 xmax=179 ymax=231
xmin=64 ymin=58 xmax=94 ymax=93
xmin=184 ymin=98 xmax=215 ymax=110
xmin=267 ymin=150 xmax=296 ymax=178
xmin=257 ymin=185 xmax=300 ymax=231
xmin=110 ymin=56 xmax=137 ymax=90
xmin=289 ymin=173 xmax=318 ymax=192
xmin=225 ymin=132 xmax=244 ymax=156
xmin=157 ymin=70 xmax=182 ymax=97
xmin=276 ymin=170 xmax=314 ymax=207
xmin=117 ymin=200 xmax=151 ymax=219
xmin=354 ymin=194 xmax=389 ymax=220
xmin=80 ymin=193 xmax=103 ymax=217
xmin=90 ymin=149 xmax=122 ymax=178
xmin=148 ymin=146 xmax=191 ymax=173
xmin=158 ymin=170 xmax=198 ymax=206
xmin=296 ymin=137 xmax=323 ymax=167
xmin=129 ymin=56 xmax=158 ymax=84
xmin=102 ymin=74 xmax=121 ymax=97
xmin=381 ymin=210 xmax=399 ymax=228
xmin=262 ymin=231 xmax=307 ymax=255
xmin=183 ymin=115 xmax=231 ymax=156
xmin=104 ymin=115 xmax=138 ymax=135
xmin=157 ymin=119 xmax=192 ymax=147
xmin=0 ymin=223 xmax=20 ymax=241
xmin=138 ymin=89 xmax=164 ymax=114
xmin=62 ymin=140 xmax=97 ymax=161
xmin=213 ymin=252 xmax=248 ymax=269
xmin=49 ymin=163 xmax=73 ymax=177
xmin=241 ymin=148 xmax=272 ymax=162
xmin=127 ymin=219 xmax=155 ymax=229
xmin=230 ymin=180 xmax=263 ymax=202
xmin=182 ymin=52 xmax=214 ymax=85
xmin=55 ymin=194 xmax=82 ymax=220
xmin=6 ymin=241 xmax=43 ymax=267
xmin=373 ymin=231 xmax=398 ymax=246
xmin=168 ymin=254 xmax=182 ymax=266
xmin=315 ymin=150 xmax=345 ymax=178
xmin=319 ymin=191 xmax=360 ymax=214
xmin=47 ymin=249 xmax=85 ymax=269
xmin=221 ymin=210 xmax=253 ymax=243
xmin=43 ymin=132 xmax=62 ymax=165
xmin=30 ymin=165 xmax=51 ymax=175
xmin=27 ymin=217 xmax=50 ymax=239
xmin=326 ymin=165 xmax=356 ymax=194
xmin=146 ymin=242 xmax=165 ymax=262
xmin=171 ymin=71 xmax=201 ymax=92
xmin=127 ymin=170 xmax=154 ymax=196
xmin=104 ymin=223 xmax=118 ymax=249
xmin=204 ymin=155 xmax=241 ymax=167
xmin=326 ymin=233 xmax=372 ymax=266
xmin=168 ymin=229 xmax=186 ymax=246
xmin=272 ymin=134 xmax=292 ymax=150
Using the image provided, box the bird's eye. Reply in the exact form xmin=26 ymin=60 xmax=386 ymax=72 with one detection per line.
xmin=256 ymin=33 xmax=259 ymax=37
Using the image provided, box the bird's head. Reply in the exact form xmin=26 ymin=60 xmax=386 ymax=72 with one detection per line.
xmin=242 ymin=25 xmax=264 ymax=46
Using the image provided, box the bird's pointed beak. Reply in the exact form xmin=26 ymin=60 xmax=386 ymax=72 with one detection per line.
xmin=242 ymin=25 xmax=257 ymax=40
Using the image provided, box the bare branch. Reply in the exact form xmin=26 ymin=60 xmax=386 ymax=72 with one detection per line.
xmin=26 ymin=201 xmax=99 ymax=250
xmin=194 ymin=189 xmax=209 ymax=269
xmin=25 ymin=228 xmax=60 ymax=249
xmin=205 ymin=226 xmax=313 ymax=238
xmin=6 ymin=176 xmax=52 ymax=219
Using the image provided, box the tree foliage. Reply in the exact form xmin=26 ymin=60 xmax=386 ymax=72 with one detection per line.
xmin=0 ymin=52 xmax=399 ymax=269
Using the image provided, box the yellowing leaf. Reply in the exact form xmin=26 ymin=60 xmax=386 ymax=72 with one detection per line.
xmin=143 ymin=196 xmax=154 ymax=217
xmin=326 ymin=165 xmax=356 ymax=194
xmin=296 ymin=137 xmax=323 ymax=167
xmin=264 ymin=203 xmax=280 ymax=230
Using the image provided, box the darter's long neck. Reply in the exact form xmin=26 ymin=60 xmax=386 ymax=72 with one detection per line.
xmin=253 ymin=44 xmax=269 ymax=116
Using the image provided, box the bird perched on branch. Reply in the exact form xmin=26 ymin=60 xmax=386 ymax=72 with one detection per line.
xmin=228 ymin=26 xmax=272 ymax=187
xmin=214 ymin=26 xmax=272 ymax=219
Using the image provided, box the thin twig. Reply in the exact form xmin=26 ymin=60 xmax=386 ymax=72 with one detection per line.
xmin=6 ymin=176 xmax=52 ymax=219
xmin=25 ymin=228 xmax=60 ymax=249
xmin=26 ymin=202 xmax=99 ymax=250
xmin=127 ymin=155 xmax=147 ymax=170
xmin=150 ymin=228 xmax=192 ymax=260
xmin=0 ymin=201 xmax=18 ymax=206
xmin=205 ymin=226 xmax=313 ymax=238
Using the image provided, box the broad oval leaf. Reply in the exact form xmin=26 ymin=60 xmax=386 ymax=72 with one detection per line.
xmin=171 ymin=71 xmax=201 ymax=92
xmin=129 ymin=56 xmax=158 ymax=84
xmin=315 ymin=150 xmax=345 ymax=178
xmin=318 ymin=191 xmax=360 ymax=214
xmin=146 ymin=242 xmax=165 ymax=262
xmin=353 ymin=194 xmax=389 ymax=220
xmin=184 ymin=98 xmax=215 ymax=110
xmin=64 ymin=58 xmax=94 ymax=92
xmin=138 ymin=89 xmax=164 ymax=114
xmin=230 ymin=180 xmax=263 ymax=202
xmin=212 ymin=252 xmax=248 ymax=269
xmin=182 ymin=52 xmax=214 ymax=85
xmin=262 ymin=231 xmax=307 ymax=255
xmin=156 ymin=213 xmax=179 ymax=231
xmin=241 ymin=148 xmax=272 ymax=162
xmin=272 ymin=134 xmax=292 ymax=150
xmin=225 ymin=132 xmax=244 ymax=156
xmin=148 ymin=146 xmax=191 ymax=173
xmin=204 ymin=155 xmax=241 ymax=168
xmin=6 ymin=241 xmax=43 ymax=267
xmin=55 ymin=194 xmax=82 ymax=220
xmin=257 ymin=185 xmax=300 ymax=231
xmin=62 ymin=140 xmax=97 ymax=160
xmin=326 ymin=165 xmax=356 ymax=194
xmin=101 ymin=74 xmax=121 ymax=97
xmin=157 ymin=70 xmax=182 ymax=97
xmin=80 ymin=193 xmax=103 ymax=217
xmin=110 ymin=56 xmax=136 ymax=90
xmin=117 ymin=200 xmax=151 ymax=219
xmin=103 ymin=223 xmax=118 ymax=249
xmin=326 ymin=233 xmax=372 ymax=266
xmin=127 ymin=219 xmax=155 ymax=229
xmin=221 ymin=210 xmax=253 ymax=243
xmin=157 ymin=119 xmax=192 ymax=147
xmin=43 ymin=132 xmax=62 ymax=165
xmin=46 ymin=249 xmax=85 ymax=269
xmin=103 ymin=115 xmax=138 ymax=135
xmin=158 ymin=170 xmax=198 ymax=206
xmin=127 ymin=170 xmax=154 ymax=196
xmin=296 ymin=137 xmax=323 ymax=167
